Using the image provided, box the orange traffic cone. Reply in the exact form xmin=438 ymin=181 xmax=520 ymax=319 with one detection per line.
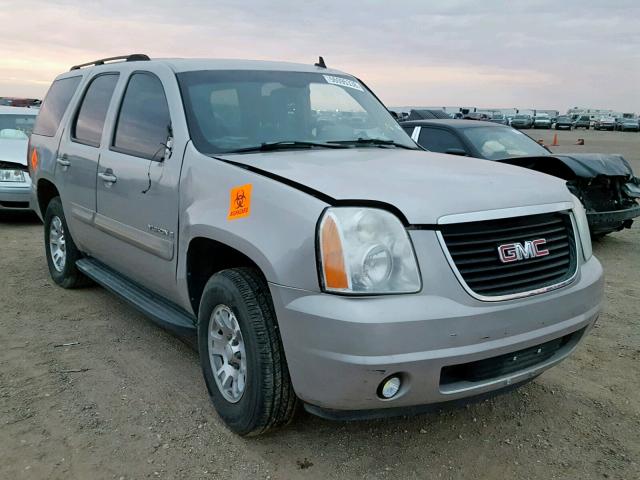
xmin=575 ymin=138 xmax=584 ymax=145
xmin=551 ymin=133 xmax=559 ymax=146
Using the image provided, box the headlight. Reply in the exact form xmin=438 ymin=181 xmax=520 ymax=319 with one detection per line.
xmin=0 ymin=168 xmax=26 ymax=183
xmin=571 ymin=195 xmax=592 ymax=261
xmin=317 ymin=207 xmax=421 ymax=294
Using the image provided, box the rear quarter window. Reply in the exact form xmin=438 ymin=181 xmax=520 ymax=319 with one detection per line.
xmin=32 ymin=76 xmax=82 ymax=137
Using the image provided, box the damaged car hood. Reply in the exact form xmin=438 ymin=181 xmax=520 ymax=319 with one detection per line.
xmin=0 ymin=138 xmax=29 ymax=167
xmin=217 ymin=148 xmax=572 ymax=225
xmin=501 ymin=153 xmax=635 ymax=179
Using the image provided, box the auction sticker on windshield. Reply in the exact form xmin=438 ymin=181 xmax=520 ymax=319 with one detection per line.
xmin=228 ymin=184 xmax=253 ymax=220
xmin=323 ymin=75 xmax=364 ymax=92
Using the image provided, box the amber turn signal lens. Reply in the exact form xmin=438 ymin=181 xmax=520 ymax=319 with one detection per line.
xmin=30 ymin=147 xmax=39 ymax=172
xmin=320 ymin=214 xmax=349 ymax=290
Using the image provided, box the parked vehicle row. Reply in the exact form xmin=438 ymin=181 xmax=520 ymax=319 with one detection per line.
xmin=23 ymin=54 xmax=606 ymax=436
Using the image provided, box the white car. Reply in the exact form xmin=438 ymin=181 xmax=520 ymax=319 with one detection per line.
xmin=0 ymin=106 xmax=37 ymax=212
xmin=533 ymin=114 xmax=552 ymax=129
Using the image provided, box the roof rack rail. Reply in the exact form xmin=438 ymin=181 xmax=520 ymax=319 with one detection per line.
xmin=70 ymin=54 xmax=150 ymax=71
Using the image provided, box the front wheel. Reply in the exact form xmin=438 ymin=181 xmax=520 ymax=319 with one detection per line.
xmin=198 ymin=268 xmax=297 ymax=436
xmin=44 ymin=196 xmax=89 ymax=288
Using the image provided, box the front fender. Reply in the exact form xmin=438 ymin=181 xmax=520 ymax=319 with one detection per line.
xmin=176 ymin=144 xmax=329 ymax=310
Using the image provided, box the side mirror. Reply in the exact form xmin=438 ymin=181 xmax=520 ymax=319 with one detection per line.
xmin=445 ymin=148 xmax=468 ymax=156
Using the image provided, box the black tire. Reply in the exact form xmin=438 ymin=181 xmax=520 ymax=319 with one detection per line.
xmin=198 ymin=268 xmax=297 ymax=436
xmin=44 ymin=196 xmax=89 ymax=288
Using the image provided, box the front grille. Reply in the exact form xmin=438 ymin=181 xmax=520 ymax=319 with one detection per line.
xmin=440 ymin=211 xmax=577 ymax=298
xmin=440 ymin=328 xmax=584 ymax=386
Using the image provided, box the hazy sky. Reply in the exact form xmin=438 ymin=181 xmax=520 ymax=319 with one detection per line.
xmin=1 ymin=0 xmax=638 ymax=112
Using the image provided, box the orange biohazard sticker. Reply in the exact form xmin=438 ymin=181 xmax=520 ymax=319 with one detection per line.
xmin=227 ymin=184 xmax=253 ymax=220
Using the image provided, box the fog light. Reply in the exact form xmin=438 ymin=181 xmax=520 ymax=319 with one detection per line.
xmin=379 ymin=376 xmax=401 ymax=399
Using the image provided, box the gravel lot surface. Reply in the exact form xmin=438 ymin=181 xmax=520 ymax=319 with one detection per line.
xmin=1 ymin=129 xmax=639 ymax=479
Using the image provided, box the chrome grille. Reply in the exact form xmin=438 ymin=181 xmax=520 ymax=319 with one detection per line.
xmin=440 ymin=211 xmax=577 ymax=299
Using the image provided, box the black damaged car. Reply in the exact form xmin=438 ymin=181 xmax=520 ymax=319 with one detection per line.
xmin=401 ymin=119 xmax=640 ymax=236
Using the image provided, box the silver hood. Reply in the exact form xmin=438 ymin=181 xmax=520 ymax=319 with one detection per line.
xmin=0 ymin=138 xmax=29 ymax=166
xmin=218 ymin=149 xmax=572 ymax=224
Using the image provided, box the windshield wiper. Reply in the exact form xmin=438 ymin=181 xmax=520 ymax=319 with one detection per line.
xmin=328 ymin=138 xmax=418 ymax=150
xmin=226 ymin=141 xmax=349 ymax=154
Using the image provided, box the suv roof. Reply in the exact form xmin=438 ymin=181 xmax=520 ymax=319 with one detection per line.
xmin=60 ymin=54 xmax=348 ymax=77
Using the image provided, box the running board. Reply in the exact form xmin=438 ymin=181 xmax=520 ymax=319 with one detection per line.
xmin=76 ymin=258 xmax=197 ymax=337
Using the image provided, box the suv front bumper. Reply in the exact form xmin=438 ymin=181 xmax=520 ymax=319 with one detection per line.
xmin=269 ymin=255 xmax=603 ymax=414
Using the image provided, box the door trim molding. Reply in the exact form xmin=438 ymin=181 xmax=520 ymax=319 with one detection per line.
xmin=93 ymin=213 xmax=174 ymax=260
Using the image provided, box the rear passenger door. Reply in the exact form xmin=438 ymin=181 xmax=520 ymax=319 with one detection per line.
xmin=94 ymin=69 xmax=186 ymax=302
xmin=55 ymin=73 xmax=119 ymax=251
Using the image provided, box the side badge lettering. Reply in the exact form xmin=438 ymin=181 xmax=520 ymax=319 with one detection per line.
xmin=228 ymin=184 xmax=253 ymax=220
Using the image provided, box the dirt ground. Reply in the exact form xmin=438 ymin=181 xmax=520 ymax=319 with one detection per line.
xmin=1 ymin=129 xmax=639 ymax=480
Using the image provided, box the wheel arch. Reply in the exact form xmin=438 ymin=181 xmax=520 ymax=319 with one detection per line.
xmin=186 ymin=236 xmax=272 ymax=316
xmin=37 ymin=178 xmax=60 ymax=217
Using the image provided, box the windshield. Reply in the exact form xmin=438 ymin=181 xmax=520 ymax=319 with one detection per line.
xmin=0 ymin=113 xmax=37 ymax=138
xmin=492 ymin=114 xmax=504 ymax=119
xmin=514 ymin=115 xmax=528 ymax=119
xmin=557 ymin=116 xmax=571 ymax=121
xmin=464 ymin=126 xmax=549 ymax=160
xmin=177 ymin=70 xmax=417 ymax=154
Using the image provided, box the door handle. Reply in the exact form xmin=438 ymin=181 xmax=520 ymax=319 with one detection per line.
xmin=56 ymin=156 xmax=71 ymax=167
xmin=98 ymin=171 xmax=117 ymax=184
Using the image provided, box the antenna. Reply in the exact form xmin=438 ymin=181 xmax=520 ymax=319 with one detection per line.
xmin=314 ymin=56 xmax=327 ymax=69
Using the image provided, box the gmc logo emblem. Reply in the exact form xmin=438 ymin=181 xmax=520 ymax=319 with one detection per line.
xmin=498 ymin=239 xmax=549 ymax=263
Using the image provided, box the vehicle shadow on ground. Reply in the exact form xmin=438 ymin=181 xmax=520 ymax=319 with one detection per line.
xmin=0 ymin=211 xmax=41 ymax=225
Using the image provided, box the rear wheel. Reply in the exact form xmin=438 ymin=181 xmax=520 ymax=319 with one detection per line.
xmin=198 ymin=268 xmax=297 ymax=435
xmin=44 ymin=197 xmax=89 ymax=288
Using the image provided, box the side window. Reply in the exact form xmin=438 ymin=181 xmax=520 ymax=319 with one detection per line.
xmin=72 ymin=74 xmax=119 ymax=147
xmin=113 ymin=73 xmax=171 ymax=160
xmin=418 ymin=128 xmax=466 ymax=154
xmin=32 ymin=76 xmax=82 ymax=137
xmin=402 ymin=126 xmax=415 ymax=136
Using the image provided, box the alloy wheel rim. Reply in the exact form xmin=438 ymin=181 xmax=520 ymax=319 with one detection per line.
xmin=208 ymin=304 xmax=247 ymax=403
xmin=49 ymin=216 xmax=66 ymax=273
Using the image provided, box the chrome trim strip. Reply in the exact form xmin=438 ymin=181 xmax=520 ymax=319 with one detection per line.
xmin=436 ymin=209 xmax=580 ymax=302
xmin=94 ymin=213 xmax=174 ymax=261
xmin=437 ymin=201 xmax=574 ymax=225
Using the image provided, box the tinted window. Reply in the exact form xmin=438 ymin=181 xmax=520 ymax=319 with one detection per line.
xmin=418 ymin=128 xmax=466 ymax=154
xmin=73 ymin=74 xmax=119 ymax=146
xmin=113 ymin=73 xmax=171 ymax=160
xmin=402 ymin=126 xmax=415 ymax=136
xmin=32 ymin=76 xmax=81 ymax=137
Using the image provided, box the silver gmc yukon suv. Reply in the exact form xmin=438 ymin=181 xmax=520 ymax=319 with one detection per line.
xmin=29 ymin=54 xmax=604 ymax=435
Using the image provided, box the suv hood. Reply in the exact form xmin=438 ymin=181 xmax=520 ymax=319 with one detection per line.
xmin=218 ymin=149 xmax=572 ymax=224
xmin=0 ymin=138 xmax=28 ymax=166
